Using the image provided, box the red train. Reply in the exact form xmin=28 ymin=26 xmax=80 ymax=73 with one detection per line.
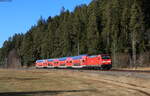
xmin=35 ymin=54 xmax=112 ymax=70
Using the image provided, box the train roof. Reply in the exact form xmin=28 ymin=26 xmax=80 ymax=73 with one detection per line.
xmin=47 ymin=59 xmax=54 ymax=62
xmin=58 ymin=57 xmax=67 ymax=61
xmin=89 ymin=55 xmax=98 ymax=58
xmin=36 ymin=54 xmax=88 ymax=62
xmin=36 ymin=60 xmax=44 ymax=63
xmin=100 ymin=54 xmax=110 ymax=56
xmin=72 ymin=54 xmax=88 ymax=60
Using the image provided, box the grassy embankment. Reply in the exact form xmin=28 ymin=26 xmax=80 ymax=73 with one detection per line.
xmin=0 ymin=69 xmax=150 ymax=96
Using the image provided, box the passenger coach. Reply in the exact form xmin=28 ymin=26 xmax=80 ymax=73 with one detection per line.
xmin=35 ymin=54 xmax=112 ymax=70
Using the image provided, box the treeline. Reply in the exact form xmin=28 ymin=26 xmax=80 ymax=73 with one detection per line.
xmin=0 ymin=0 xmax=150 ymax=68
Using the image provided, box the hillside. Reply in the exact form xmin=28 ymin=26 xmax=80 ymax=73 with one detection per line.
xmin=0 ymin=0 xmax=150 ymax=68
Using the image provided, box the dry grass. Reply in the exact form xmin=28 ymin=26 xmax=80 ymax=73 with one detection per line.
xmin=120 ymin=67 xmax=150 ymax=71
xmin=0 ymin=69 xmax=150 ymax=96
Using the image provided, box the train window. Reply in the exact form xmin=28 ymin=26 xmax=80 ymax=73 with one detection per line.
xmin=102 ymin=56 xmax=110 ymax=59
xmin=82 ymin=60 xmax=85 ymax=62
xmin=54 ymin=62 xmax=58 ymax=64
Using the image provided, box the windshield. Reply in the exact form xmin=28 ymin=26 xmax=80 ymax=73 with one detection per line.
xmin=102 ymin=56 xmax=110 ymax=59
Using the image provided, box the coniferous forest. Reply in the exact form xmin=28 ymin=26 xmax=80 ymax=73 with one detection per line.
xmin=0 ymin=0 xmax=150 ymax=68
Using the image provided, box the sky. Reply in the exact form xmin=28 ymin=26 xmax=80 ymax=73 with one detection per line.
xmin=0 ymin=0 xmax=91 ymax=48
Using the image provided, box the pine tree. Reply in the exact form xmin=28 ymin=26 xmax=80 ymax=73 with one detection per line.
xmin=20 ymin=32 xmax=34 ymax=66
xmin=87 ymin=12 xmax=99 ymax=55
xmin=111 ymin=0 xmax=122 ymax=66
xmin=72 ymin=7 xmax=82 ymax=56
xmin=129 ymin=0 xmax=145 ymax=67
xmin=121 ymin=0 xmax=133 ymax=52
xmin=101 ymin=1 xmax=113 ymax=53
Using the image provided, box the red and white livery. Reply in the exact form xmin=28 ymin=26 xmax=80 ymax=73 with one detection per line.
xmin=35 ymin=54 xmax=112 ymax=70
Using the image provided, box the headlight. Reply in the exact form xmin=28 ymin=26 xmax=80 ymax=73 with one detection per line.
xmin=107 ymin=61 xmax=111 ymax=63
xmin=102 ymin=61 xmax=106 ymax=63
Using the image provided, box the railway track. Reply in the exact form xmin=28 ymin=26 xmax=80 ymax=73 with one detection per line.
xmin=37 ymin=68 xmax=150 ymax=74
xmin=5 ymin=67 xmax=150 ymax=74
xmin=109 ymin=69 xmax=150 ymax=73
